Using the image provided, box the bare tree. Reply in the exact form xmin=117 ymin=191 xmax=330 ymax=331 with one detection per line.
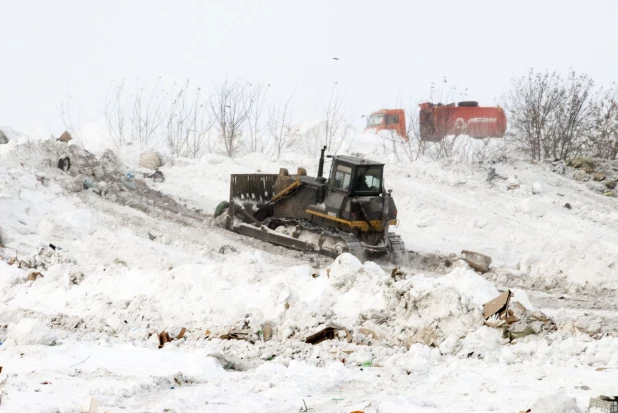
xmin=105 ymin=80 xmax=130 ymax=146
xmin=210 ymin=78 xmax=260 ymax=157
xmin=59 ymin=92 xmax=83 ymax=141
xmin=246 ymin=82 xmax=270 ymax=153
xmin=505 ymin=70 xmax=567 ymax=160
xmin=269 ymin=91 xmax=298 ymax=159
xmin=130 ymin=78 xmax=165 ymax=145
xmin=320 ymin=83 xmax=352 ymax=155
xmin=587 ymin=85 xmax=618 ymax=159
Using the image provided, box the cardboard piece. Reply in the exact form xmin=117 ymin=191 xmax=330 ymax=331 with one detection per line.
xmin=58 ymin=130 xmax=73 ymax=143
xmin=483 ymin=290 xmax=511 ymax=321
xmin=26 ymin=272 xmax=44 ymax=282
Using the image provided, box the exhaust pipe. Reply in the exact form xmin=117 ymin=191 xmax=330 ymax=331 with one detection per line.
xmin=317 ymin=145 xmax=327 ymax=178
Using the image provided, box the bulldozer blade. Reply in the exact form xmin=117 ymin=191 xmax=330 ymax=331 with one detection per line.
xmin=235 ymin=223 xmax=313 ymax=252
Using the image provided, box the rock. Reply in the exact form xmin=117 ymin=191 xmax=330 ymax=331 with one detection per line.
xmin=0 ymin=129 xmax=7 ymax=144
xmin=605 ymin=181 xmax=616 ymax=189
xmin=139 ymin=151 xmax=162 ymax=170
xmin=530 ymin=393 xmax=582 ymax=413
xmin=564 ymin=203 xmax=572 ymax=209
xmin=593 ymin=172 xmax=606 ymax=181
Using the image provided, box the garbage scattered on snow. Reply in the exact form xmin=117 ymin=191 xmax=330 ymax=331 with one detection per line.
xmin=57 ymin=156 xmax=71 ymax=172
xmin=589 ymin=395 xmax=618 ymax=412
xmin=305 ymin=325 xmax=352 ymax=345
xmin=57 ymin=130 xmax=73 ymax=143
xmin=139 ymin=151 xmax=163 ymax=170
xmin=461 ymin=250 xmax=492 ymax=273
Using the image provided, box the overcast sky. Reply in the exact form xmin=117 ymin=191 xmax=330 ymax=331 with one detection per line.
xmin=2 ymin=0 xmax=617 ymax=135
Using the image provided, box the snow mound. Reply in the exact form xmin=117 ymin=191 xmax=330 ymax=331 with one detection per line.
xmin=8 ymin=318 xmax=58 ymax=346
xmin=531 ymin=394 xmax=582 ymax=413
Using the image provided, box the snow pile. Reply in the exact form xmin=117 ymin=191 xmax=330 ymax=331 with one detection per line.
xmin=7 ymin=318 xmax=58 ymax=346
xmin=531 ymin=394 xmax=582 ymax=413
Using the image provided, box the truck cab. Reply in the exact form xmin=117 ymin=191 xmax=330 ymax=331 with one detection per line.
xmin=364 ymin=109 xmax=407 ymax=140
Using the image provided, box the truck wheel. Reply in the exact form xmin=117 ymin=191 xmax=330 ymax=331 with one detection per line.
xmin=214 ymin=201 xmax=229 ymax=218
xmin=458 ymin=101 xmax=479 ymax=107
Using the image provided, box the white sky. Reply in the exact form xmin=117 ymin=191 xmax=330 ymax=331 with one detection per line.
xmin=2 ymin=0 xmax=617 ymax=135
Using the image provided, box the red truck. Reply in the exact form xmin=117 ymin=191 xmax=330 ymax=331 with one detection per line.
xmin=365 ymin=101 xmax=507 ymax=141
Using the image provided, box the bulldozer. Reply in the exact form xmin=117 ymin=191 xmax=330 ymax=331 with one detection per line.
xmin=215 ymin=147 xmax=405 ymax=262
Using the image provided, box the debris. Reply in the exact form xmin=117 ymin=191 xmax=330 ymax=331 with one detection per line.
xmin=69 ymin=271 xmax=84 ymax=286
xmin=219 ymin=329 xmax=255 ymax=343
xmin=219 ymin=245 xmax=237 ymax=254
xmin=604 ymin=191 xmax=614 ymax=197
xmin=262 ymin=322 xmax=273 ymax=342
xmin=148 ymin=230 xmax=162 ymax=240
xmin=507 ymin=183 xmax=520 ymax=190
xmin=57 ymin=157 xmax=71 ymax=172
xmin=589 ymin=396 xmax=618 ymax=413
xmin=564 ymin=203 xmax=572 ymax=209
xmin=70 ymin=355 xmax=91 ymax=368
xmin=605 ymin=181 xmax=617 ymax=190
xmin=0 ymin=129 xmax=7 ymax=145
xmin=121 ymin=179 xmax=136 ymax=191
xmin=358 ymin=328 xmax=379 ymax=340
xmin=461 ymin=250 xmax=492 ymax=273
xmin=569 ymin=157 xmax=595 ymax=172
xmin=305 ymin=325 xmax=352 ymax=345
xmin=83 ymin=178 xmax=94 ymax=189
xmin=41 ymin=381 xmax=51 ymax=385
xmin=26 ymin=271 xmax=44 ymax=282
xmin=299 ymin=399 xmax=314 ymax=412
xmin=207 ymin=352 xmax=255 ymax=371
xmin=551 ymin=159 xmax=566 ymax=174
xmin=483 ymin=290 xmax=511 ymax=324
xmin=509 ymin=321 xmax=536 ymax=339
xmin=92 ymin=166 xmax=104 ymax=179
xmin=593 ymin=172 xmax=607 ymax=182
xmin=158 ymin=331 xmax=172 ymax=348
xmin=144 ymin=170 xmax=165 ymax=183
xmin=158 ymin=328 xmax=188 ymax=348
xmin=57 ymin=130 xmax=73 ymax=143
xmin=139 ymin=151 xmax=163 ymax=170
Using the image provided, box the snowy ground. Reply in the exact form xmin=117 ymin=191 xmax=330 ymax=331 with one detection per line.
xmin=2 ymin=132 xmax=618 ymax=412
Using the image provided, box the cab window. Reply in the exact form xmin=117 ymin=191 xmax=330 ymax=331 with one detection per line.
xmin=385 ymin=115 xmax=399 ymax=125
xmin=354 ymin=166 xmax=383 ymax=193
xmin=333 ymin=164 xmax=352 ymax=191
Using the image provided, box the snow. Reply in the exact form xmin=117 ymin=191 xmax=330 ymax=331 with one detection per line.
xmin=1 ymin=130 xmax=617 ymax=412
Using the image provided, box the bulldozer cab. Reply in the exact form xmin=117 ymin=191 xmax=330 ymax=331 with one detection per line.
xmin=328 ymin=156 xmax=384 ymax=196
